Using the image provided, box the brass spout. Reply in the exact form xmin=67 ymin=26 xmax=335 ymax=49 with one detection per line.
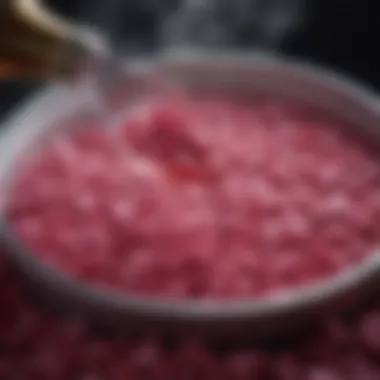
xmin=0 ymin=0 xmax=104 ymax=79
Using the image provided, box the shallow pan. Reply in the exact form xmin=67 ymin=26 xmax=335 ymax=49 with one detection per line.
xmin=1 ymin=51 xmax=380 ymax=340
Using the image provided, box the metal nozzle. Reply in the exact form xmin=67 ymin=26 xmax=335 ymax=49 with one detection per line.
xmin=0 ymin=0 xmax=108 ymax=79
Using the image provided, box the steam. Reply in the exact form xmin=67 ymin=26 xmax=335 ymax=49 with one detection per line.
xmin=160 ymin=0 xmax=306 ymax=51
xmin=76 ymin=0 xmax=307 ymax=56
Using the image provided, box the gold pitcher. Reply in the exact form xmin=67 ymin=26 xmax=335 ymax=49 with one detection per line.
xmin=0 ymin=0 xmax=104 ymax=78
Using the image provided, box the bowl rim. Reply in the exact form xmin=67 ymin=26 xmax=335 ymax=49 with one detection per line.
xmin=2 ymin=50 xmax=380 ymax=324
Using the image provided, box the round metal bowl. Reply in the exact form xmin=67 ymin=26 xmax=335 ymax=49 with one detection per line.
xmin=2 ymin=51 xmax=380 ymax=340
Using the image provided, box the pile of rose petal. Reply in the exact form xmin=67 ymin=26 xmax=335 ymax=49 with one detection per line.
xmin=6 ymin=96 xmax=380 ymax=300
xmin=1 ymin=251 xmax=380 ymax=380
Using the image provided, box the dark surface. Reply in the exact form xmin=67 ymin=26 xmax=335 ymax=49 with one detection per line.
xmin=0 ymin=0 xmax=377 ymax=121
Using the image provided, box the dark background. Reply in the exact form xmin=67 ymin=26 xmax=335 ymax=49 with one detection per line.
xmin=0 ymin=0 xmax=376 ymax=120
